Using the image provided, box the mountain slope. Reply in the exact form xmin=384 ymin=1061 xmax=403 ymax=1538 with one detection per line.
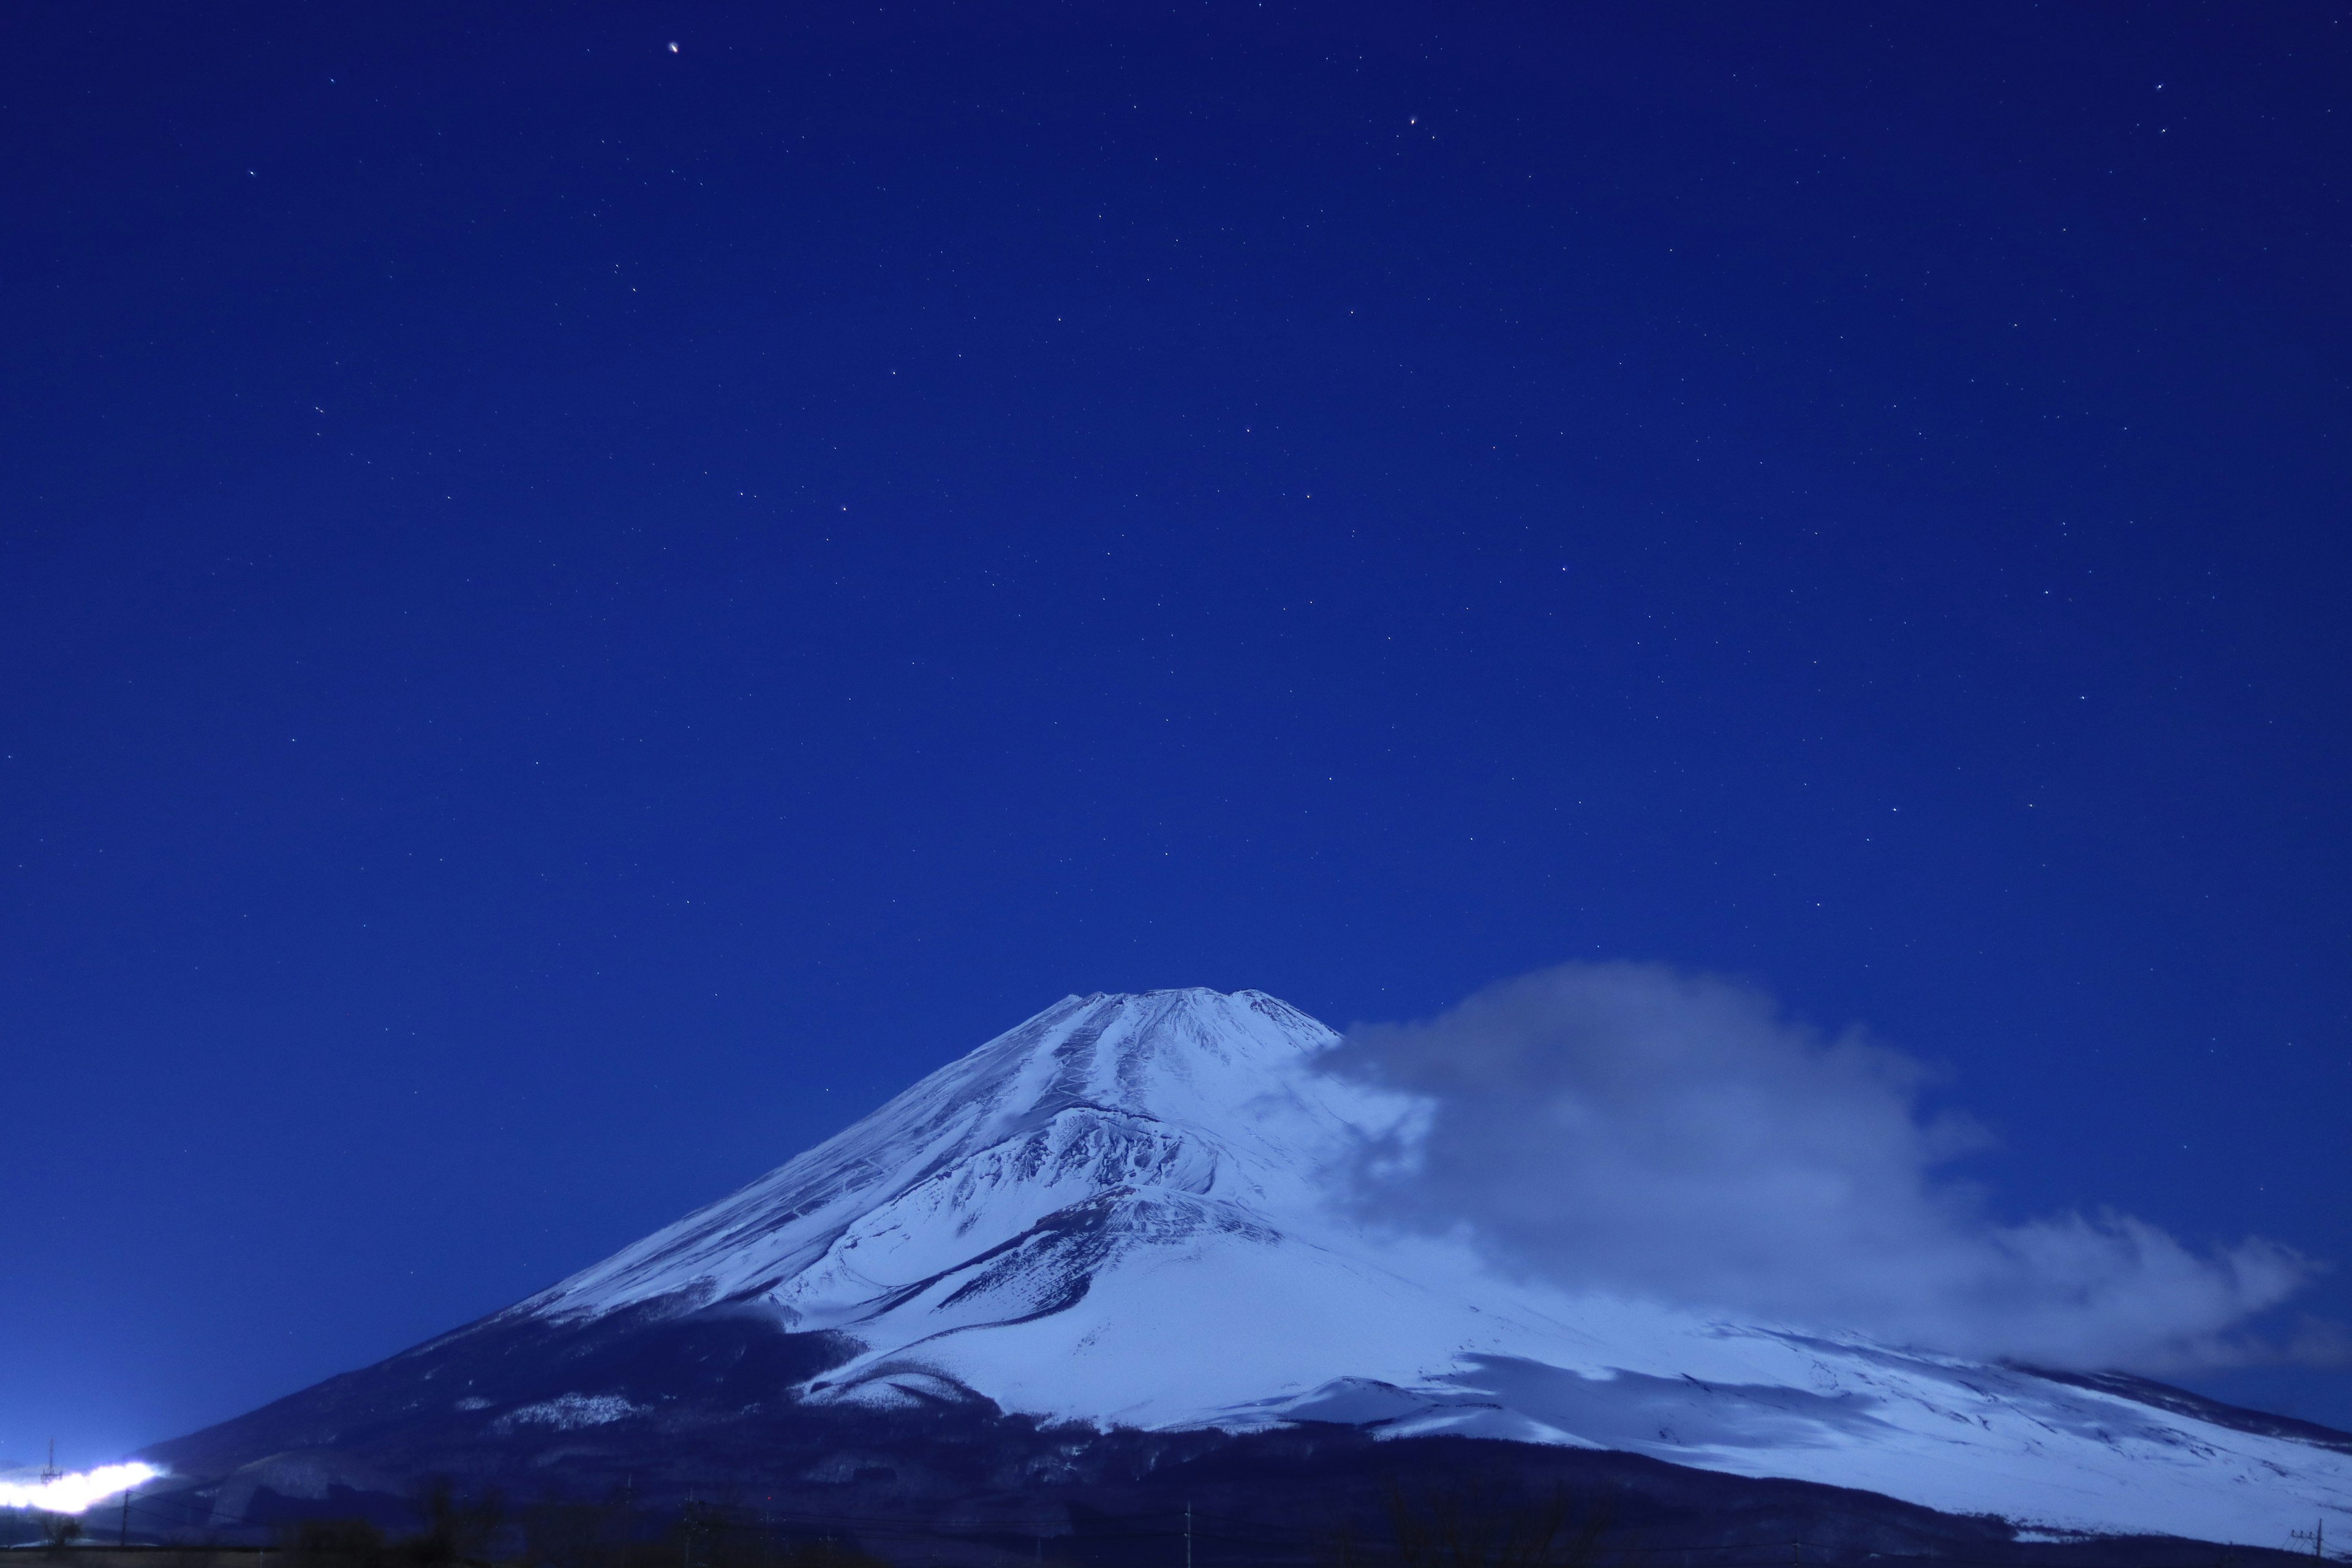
xmin=145 ymin=989 xmax=2351 ymax=1553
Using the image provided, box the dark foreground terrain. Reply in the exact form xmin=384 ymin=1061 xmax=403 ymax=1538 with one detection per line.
xmin=97 ymin=1302 xmax=2329 ymax=1568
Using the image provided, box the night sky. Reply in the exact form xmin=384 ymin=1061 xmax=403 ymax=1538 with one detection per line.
xmin=4 ymin=3 xmax=2349 ymax=1469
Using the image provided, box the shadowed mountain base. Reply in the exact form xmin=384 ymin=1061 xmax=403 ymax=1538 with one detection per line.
xmin=129 ymin=1303 xmax=2326 ymax=1568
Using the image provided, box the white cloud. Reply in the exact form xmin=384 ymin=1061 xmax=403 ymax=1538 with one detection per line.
xmin=1321 ymin=961 xmax=2313 ymax=1370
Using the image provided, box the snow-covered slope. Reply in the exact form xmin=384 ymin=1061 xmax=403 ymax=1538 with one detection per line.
xmin=508 ymin=989 xmax=2349 ymax=1551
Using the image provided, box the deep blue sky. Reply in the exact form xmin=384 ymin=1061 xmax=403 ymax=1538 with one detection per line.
xmin=4 ymin=2 xmax=2348 ymax=1466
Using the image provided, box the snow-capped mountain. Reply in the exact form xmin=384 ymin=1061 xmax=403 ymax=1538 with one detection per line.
xmin=146 ymin=989 xmax=2351 ymax=1555
xmin=498 ymin=988 xmax=2350 ymax=1547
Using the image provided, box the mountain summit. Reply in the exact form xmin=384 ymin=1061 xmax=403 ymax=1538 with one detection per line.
xmin=148 ymin=989 xmax=2351 ymax=1551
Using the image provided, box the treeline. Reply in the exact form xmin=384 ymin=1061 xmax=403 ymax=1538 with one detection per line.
xmin=275 ymin=1482 xmax=889 ymax=1568
xmin=264 ymin=1480 xmax=1614 ymax=1568
xmin=1332 ymin=1485 xmax=1616 ymax=1568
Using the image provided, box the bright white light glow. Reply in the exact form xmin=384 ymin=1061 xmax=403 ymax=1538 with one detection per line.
xmin=0 ymin=1462 xmax=161 ymax=1513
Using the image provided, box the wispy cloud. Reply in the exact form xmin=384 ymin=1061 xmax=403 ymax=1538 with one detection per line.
xmin=1322 ymin=962 xmax=2314 ymax=1371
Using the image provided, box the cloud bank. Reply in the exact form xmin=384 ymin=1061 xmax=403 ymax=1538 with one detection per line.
xmin=1322 ymin=962 xmax=2313 ymax=1371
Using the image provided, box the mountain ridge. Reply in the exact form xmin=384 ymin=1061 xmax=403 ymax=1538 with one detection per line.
xmin=140 ymin=988 xmax=2352 ymax=1555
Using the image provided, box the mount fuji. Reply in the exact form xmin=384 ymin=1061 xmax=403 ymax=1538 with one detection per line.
xmin=143 ymin=989 xmax=2351 ymax=1557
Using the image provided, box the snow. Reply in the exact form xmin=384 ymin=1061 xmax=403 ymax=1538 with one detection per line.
xmin=513 ymin=988 xmax=2352 ymax=1551
xmin=495 ymin=1393 xmax=644 ymax=1432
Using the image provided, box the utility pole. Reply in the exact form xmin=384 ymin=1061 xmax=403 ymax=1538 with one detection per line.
xmin=2291 ymin=1520 xmax=2325 ymax=1561
xmin=121 ymin=1484 xmax=134 ymax=1547
xmin=39 ymin=1440 xmax=59 ymax=1483
xmin=1185 ymin=1502 xmax=1193 ymax=1568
